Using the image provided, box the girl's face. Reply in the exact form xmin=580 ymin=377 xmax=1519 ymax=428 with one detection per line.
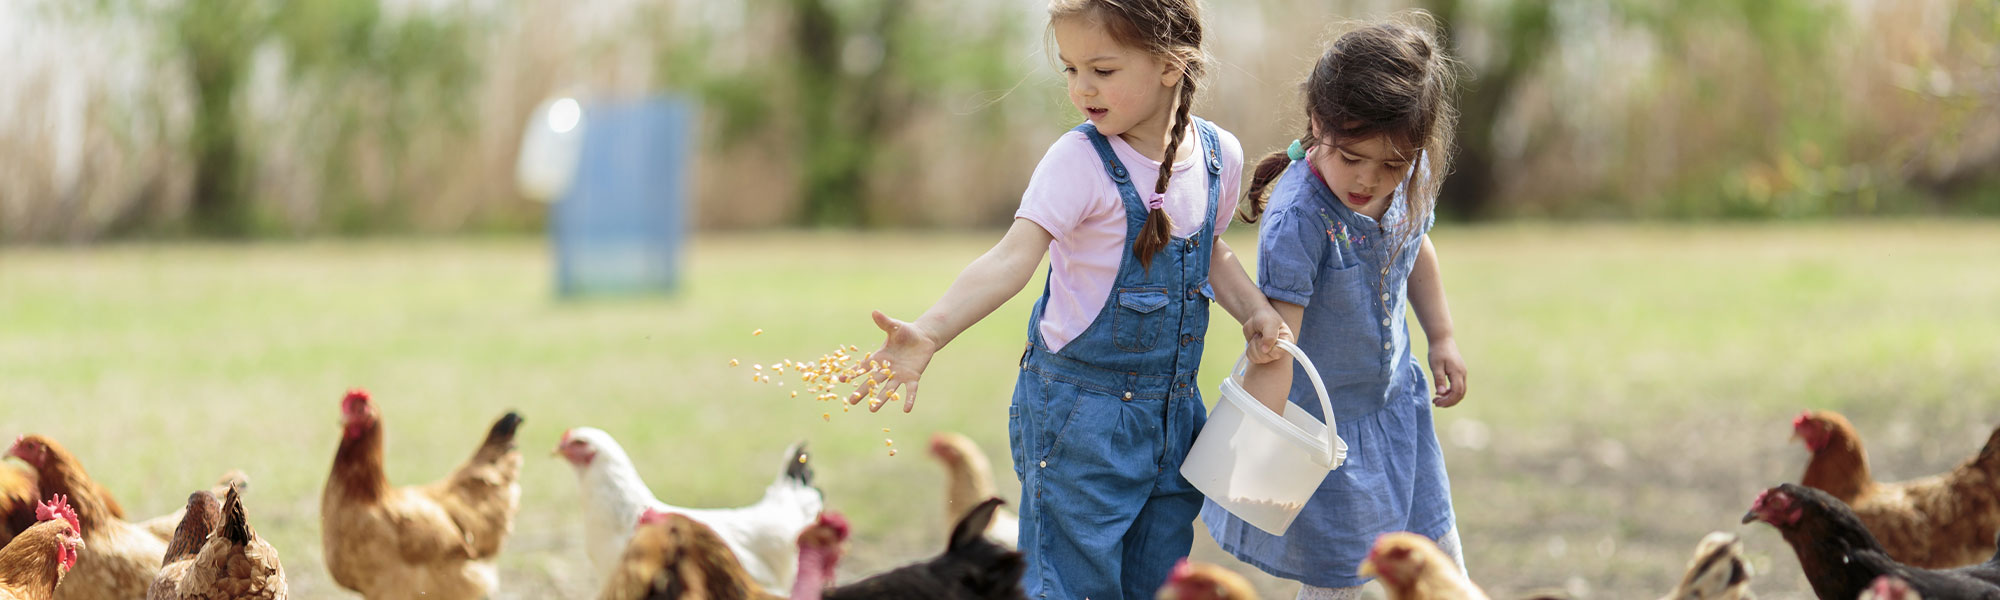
xmin=1311 ymin=133 xmax=1414 ymax=221
xmin=1054 ymin=16 xmax=1181 ymax=148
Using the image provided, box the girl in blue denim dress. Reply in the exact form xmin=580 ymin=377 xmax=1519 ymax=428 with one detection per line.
xmin=842 ymin=2 xmax=1292 ymax=598
xmin=1202 ymin=14 xmax=1472 ymax=600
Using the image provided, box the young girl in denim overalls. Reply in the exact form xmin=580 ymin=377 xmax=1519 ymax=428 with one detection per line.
xmin=1202 ymin=15 xmax=1472 ymax=600
xmin=842 ymin=2 xmax=1289 ymax=598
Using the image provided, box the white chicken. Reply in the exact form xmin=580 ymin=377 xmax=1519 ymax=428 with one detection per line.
xmin=557 ymin=427 xmax=821 ymax=594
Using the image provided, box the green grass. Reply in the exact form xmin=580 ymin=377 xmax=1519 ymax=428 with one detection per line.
xmin=3 ymin=221 xmax=1998 ymax=598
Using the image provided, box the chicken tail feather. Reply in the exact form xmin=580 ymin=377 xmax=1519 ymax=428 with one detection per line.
xmin=479 ymin=412 xmax=525 ymax=457
xmin=221 ymin=486 xmax=251 ymax=546
xmin=781 ymin=441 xmax=814 ymax=488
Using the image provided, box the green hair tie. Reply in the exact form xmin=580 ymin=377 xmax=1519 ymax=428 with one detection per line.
xmin=1286 ymin=139 xmax=1306 ymax=161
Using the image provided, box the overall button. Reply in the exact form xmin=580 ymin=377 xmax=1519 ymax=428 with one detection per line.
xmin=1382 ymin=318 xmax=1391 ymax=326
xmin=1122 ymin=391 xmax=1133 ymax=401
xmin=1381 ymin=267 xmax=1389 ymax=275
xmin=1383 ymin=342 xmax=1393 ymax=351
xmin=1381 ymin=292 xmax=1391 ymax=301
xmin=1179 ymin=334 xmax=1192 ymax=346
xmin=1187 ymin=288 xmax=1199 ymax=299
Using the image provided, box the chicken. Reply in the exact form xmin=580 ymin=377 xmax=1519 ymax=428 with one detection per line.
xmin=1358 ymin=532 xmax=1489 ymax=600
xmin=8 ymin=435 xmax=166 ymax=599
xmin=321 ymin=389 xmax=523 ymax=599
xmin=599 ymin=507 xmax=782 ymax=600
xmin=149 ymin=487 xmax=286 ymax=599
xmin=558 ymin=427 xmax=821 ymax=593
xmin=789 ymin=499 xmax=1027 ymax=600
xmin=927 ymin=432 xmax=1019 ymax=548
xmin=1155 ymin=558 xmax=1259 ymax=600
xmin=1792 ymin=410 xmax=2000 ymax=568
xmin=136 ymin=472 xmax=249 ymax=543
xmin=1 ymin=463 xmax=37 ymax=548
xmin=1659 ymin=532 xmax=1755 ymax=600
xmin=0 ymin=494 xmax=85 ymax=600
xmin=1860 ymin=575 xmax=1923 ymax=600
xmin=1742 ymin=483 xmax=2000 ymax=600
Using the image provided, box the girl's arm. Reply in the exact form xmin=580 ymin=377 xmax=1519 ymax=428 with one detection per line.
xmin=1208 ymin=238 xmax=1292 ymax=364
xmin=1408 ymin=236 xmax=1468 ymax=407
xmin=1241 ymin=300 xmax=1306 ymax=413
xmin=846 ymin=218 xmax=1054 ymax=413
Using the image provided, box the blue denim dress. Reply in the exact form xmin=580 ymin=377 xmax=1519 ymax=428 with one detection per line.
xmin=1010 ymin=118 xmax=1224 ymax=600
xmin=1200 ymin=158 xmax=1455 ymax=589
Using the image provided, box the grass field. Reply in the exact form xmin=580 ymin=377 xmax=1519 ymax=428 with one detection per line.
xmin=4 ymin=222 xmax=1999 ymax=599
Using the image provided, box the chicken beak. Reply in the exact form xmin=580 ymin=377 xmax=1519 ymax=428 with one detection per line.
xmin=1739 ymin=510 xmax=1759 ymax=525
xmin=1356 ymin=558 xmax=1378 ymax=577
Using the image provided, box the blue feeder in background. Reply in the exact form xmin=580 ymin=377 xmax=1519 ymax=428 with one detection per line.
xmin=519 ymin=95 xmax=695 ymax=298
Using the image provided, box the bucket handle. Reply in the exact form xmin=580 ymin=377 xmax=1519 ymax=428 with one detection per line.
xmin=1232 ymin=338 xmax=1339 ymax=465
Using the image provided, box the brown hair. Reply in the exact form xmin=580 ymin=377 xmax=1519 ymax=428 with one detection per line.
xmin=1049 ymin=0 xmax=1205 ymax=271
xmin=1242 ymin=11 xmax=1461 ymax=244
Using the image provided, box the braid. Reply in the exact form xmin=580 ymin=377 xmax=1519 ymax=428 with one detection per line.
xmin=1239 ymin=146 xmax=1295 ymax=223
xmin=1134 ymin=78 xmax=1196 ymax=270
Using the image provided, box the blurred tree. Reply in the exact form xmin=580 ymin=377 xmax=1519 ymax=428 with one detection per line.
xmin=1424 ymin=0 xmax=1554 ymax=220
xmin=652 ymin=0 xmax=1033 ymax=227
xmin=78 ymin=0 xmax=477 ymax=236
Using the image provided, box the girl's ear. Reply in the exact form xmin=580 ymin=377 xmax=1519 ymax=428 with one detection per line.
xmin=1159 ymin=60 xmax=1184 ymax=89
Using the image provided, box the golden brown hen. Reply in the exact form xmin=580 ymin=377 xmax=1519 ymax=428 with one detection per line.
xmin=1658 ymin=532 xmax=1755 ymax=600
xmin=149 ymin=486 xmax=286 ymax=599
xmin=0 ymin=494 xmax=84 ymax=600
xmin=0 ymin=463 xmax=37 ymax=549
xmin=1155 ymin=559 xmax=1259 ymax=600
xmin=321 ymin=389 xmax=522 ymax=600
xmin=1358 ymin=532 xmax=1488 ymax=600
xmin=928 ymin=432 xmax=1018 ymax=548
xmin=137 ymin=471 xmax=249 ymax=543
xmin=599 ymin=508 xmax=781 ymax=600
xmin=1793 ymin=410 xmax=2000 ymax=568
xmin=8 ymin=435 xmax=165 ymax=600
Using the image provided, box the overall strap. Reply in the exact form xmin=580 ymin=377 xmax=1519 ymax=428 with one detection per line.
xmin=1192 ymin=116 xmax=1223 ymax=245
xmin=1072 ymin=122 xmax=1155 ymax=230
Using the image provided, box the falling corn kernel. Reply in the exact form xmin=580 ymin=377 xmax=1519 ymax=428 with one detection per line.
xmin=790 ymin=391 xmax=799 ymax=398
xmin=881 ymin=360 xmax=893 ymax=368
xmin=869 ymin=400 xmax=884 ymax=411
xmin=798 ymin=453 xmax=808 ymax=464
xmin=884 ymin=438 xmax=894 ymax=447
xmin=888 ymin=449 xmax=898 ymax=457
xmin=729 ymin=359 xmax=740 ymax=367
xmin=883 ymin=371 xmax=896 ymax=381
xmin=889 ymin=391 xmax=902 ymax=402
xmin=754 ymin=364 xmax=763 ymax=371
xmin=849 ymin=344 xmax=860 ymax=351
xmin=751 ymin=374 xmax=761 ymax=383
xmin=752 ymin=329 xmax=764 ymax=336
xmin=822 ymin=413 xmax=831 ymax=421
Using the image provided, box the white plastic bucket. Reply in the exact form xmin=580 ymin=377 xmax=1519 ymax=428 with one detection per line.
xmin=1181 ymin=339 xmax=1347 ymax=535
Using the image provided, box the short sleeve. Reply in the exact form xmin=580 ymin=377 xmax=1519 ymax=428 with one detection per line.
xmin=1213 ymin=126 xmax=1245 ymax=235
xmin=1257 ymin=202 xmax=1326 ymax=307
xmin=1014 ymin=132 xmax=1108 ymax=247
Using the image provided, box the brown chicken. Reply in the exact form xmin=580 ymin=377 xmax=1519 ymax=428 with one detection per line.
xmin=1358 ymin=532 xmax=1489 ymax=600
xmin=1659 ymin=532 xmax=1755 ymax=600
xmin=137 ymin=472 xmax=249 ymax=543
xmin=0 ymin=463 xmax=37 ymax=548
xmin=600 ymin=508 xmax=781 ymax=600
xmin=321 ymin=389 xmax=522 ymax=599
xmin=928 ymin=433 xmax=1018 ymax=548
xmin=149 ymin=487 xmax=286 ymax=599
xmin=0 ymin=495 xmax=85 ymax=600
xmin=1793 ymin=410 xmax=2000 ymax=568
xmin=1155 ymin=559 xmax=1259 ymax=600
xmin=8 ymin=435 xmax=166 ymax=599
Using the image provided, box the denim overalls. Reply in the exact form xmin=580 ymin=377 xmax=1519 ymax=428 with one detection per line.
xmin=1010 ymin=117 xmax=1223 ymax=600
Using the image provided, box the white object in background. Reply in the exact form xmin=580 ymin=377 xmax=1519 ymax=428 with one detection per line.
xmin=516 ymin=97 xmax=587 ymax=203
xmin=1181 ymin=339 xmax=1347 ymax=535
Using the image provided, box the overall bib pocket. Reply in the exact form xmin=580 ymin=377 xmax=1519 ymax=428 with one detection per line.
xmin=1111 ymin=288 xmax=1170 ymax=352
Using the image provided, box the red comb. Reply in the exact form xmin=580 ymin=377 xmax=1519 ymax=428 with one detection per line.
xmin=817 ymin=511 xmax=851 ymax=541
xmin=638 ymin=508 xmax=673 ymax=527
xmin=37 ymin=494 xmax=79 ymax=533
xmin=1792 ymin=411 xmax=1813 ymax=428
xmin=344 ymin=388 xmax=370 ymax=404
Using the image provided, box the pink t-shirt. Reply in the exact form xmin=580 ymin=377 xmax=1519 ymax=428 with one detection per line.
xmin=1014 ymin=123 xmax=1244 ymax=353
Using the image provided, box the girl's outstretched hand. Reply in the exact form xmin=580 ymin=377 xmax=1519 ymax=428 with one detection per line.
xmin=1428 ymin=337 xmax=1468 ymax=407
xmin=843 ymin=310 xmax=940 ymax=413
xmin=1242 ymin=306 xmax=1294 ymax=364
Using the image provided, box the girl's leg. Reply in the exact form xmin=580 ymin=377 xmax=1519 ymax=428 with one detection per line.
xmin=1437 ymin=522 xmax=1466 ymax=574
xmin=1296 ymin=584 xmax=1366 ymax=600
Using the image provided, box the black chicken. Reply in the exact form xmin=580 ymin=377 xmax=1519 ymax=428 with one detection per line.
xmin=1744 ymin=483 xmax=2000 ymax=599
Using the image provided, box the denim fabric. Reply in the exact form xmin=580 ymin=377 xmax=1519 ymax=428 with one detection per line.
xmin=1010 ymin=118 xmax=1225 ymax=600
xmin=1202 ymin=159 xmax=1455 ymax=589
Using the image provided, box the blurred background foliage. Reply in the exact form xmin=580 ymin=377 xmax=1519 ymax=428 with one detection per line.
xmin=0 ymin=0 xmax=1995 ymax=242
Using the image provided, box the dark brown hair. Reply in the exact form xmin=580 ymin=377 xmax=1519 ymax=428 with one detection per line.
xmin=1049 ymin=0 xmax=1205 ymax=270
xmin=1242 ymin=11 xmax=1460 ymax=244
